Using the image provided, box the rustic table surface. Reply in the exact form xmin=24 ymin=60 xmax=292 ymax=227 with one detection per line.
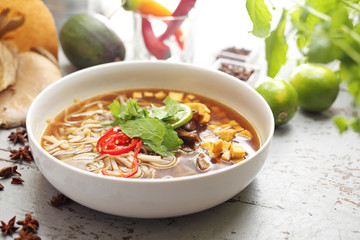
xmin=1 ymin=1 xmax=359 ymax=239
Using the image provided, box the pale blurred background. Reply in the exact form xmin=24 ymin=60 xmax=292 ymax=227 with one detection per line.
xmin=43 ymin=0 xmax=297 ymax=79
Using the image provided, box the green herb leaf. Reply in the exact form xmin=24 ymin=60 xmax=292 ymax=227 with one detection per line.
xmin=120 ymin=118 xmax=183 ymax=156
xmin=350 ymin=117 xmax=360 ymax=133
xmin=265 ymin=9 xmax=288 ymax=78
xmin=333 ymin=116 xmax=349 ymax=134
xmin=107 ymin=98 xmax=185 ymax=156
xmin=246 ymin=0 xmax=272 ymax=38
xmin=120 ymin=118 xmax=166 ymax=147
xmin=150 ymin=97 xmax=183 ymax=121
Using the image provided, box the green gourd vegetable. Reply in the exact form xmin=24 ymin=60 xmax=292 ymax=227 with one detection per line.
xmin=60 ymin=14 xmax=126 ymax=69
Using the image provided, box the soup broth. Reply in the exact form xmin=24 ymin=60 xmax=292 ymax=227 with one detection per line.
xmin=41 ymin=89 xmax=260 ymax=179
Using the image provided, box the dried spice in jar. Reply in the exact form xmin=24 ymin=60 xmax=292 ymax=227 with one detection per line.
xmin=218 ymin=62 xmax=255 ymax=81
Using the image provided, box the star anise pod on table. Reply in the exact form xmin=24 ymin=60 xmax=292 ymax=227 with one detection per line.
xmin=15 ymin=228 xmax=41 ymax=240
xmin=8 ymin=128 xmax=28 ymax=145
xmin=10 ymin=145 xmax=33 ymax=162
xmin=11 ymin=177 xmax=24 ymax=184
xmin=0 ymin=216 xmax=19 ymax=236
xmin=0 ymin=166 xmax=21 ymax=178
xmin=16 ymin=214 xmax=39 ymax=232
xmin=50 ymin=193 xmax=70 ymax=207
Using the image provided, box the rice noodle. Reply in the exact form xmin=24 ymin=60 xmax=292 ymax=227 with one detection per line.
xmin=41 ymin=95 xmax=178 ymax=179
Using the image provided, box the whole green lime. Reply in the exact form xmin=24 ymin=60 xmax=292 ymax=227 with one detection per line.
xmin=256 ymin=79 xmax=299 ymax=126
xmin=289 ymin=64 xmax=339 ymax=112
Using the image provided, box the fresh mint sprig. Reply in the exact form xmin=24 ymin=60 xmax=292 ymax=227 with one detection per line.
xmin=106 ymin=97 xmax=186 ymax=156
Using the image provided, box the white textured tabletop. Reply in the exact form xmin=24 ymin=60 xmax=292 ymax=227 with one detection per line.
xmin=1 ymin=1 xmax=359 ymax=239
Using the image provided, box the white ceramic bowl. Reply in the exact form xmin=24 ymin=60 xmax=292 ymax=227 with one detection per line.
xmin=27 ymin=61 xmax=274 ymax=218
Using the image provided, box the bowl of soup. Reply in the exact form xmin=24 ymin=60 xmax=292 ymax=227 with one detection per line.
xmin=27 ymin=61 xmax=274 ymax=218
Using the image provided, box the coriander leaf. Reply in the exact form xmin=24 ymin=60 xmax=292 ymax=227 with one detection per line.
xmin=150 ymin=104 xmax=168 ymax=120
xmin=246 ymin=0 xmax=272 ymax=38
xmin=163 ymin=97 xmax=184 ymax=119
xmin=149 ymin=96 xmax=184 ymax=121
xmin=110 ymin=98 xmax=148 ymax=122
xmin=126 ymin=98 xmax=147 ymax=119
xmin=108 ymin=100 xmax=123 ymax=117
xmin=119 ymin=118 xmax=165 ymax=147
xmin=265 ymin=9 xmax=288 ymax=78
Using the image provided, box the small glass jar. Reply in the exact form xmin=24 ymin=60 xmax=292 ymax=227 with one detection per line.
xmin=132 ymin=11 xmax=195 ymax=63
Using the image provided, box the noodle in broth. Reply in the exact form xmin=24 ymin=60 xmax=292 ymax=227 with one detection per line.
xmin=41 ymin=89 xmax=260 ymax=179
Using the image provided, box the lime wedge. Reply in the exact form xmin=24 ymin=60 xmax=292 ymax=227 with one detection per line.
xmin=169 ymin=104 xmax=193 ymax=129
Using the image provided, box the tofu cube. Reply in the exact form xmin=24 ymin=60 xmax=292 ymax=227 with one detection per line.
xmin=222 ymin=141 xmax=231 ymax=151
xmin=230 ymin=144 xmax=245 ymax=159
xmin=132 ymin=91 xmax=142 ymax=99
xmin=214 ymin=129 xmax=237 ymax=141
xmin=185 ymin=103 xmax=211 ymax=124
xmin=200 ymin=142 xmax=213 ymax=155
xmin=221 ymin=150 xmax=231 ymax=161
xmin=154 ymin=91 xmax=167 ymax=99
xmin=239 ymin=130 xmax=252 ymax=138
xmin=144 ymin=91 xmax=154 ymax=97
xmin=212 ymin=140 xmax=223 ymax=154
xmin=169 ymin=91 xmax=184 ymax=102
xmin=186 ymin=94 xmax=196 ymax=100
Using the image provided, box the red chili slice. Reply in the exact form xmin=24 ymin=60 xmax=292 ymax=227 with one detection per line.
xmin=101 ymin=137 xmax=139 ymax=155
xmin=97 ymin=127 xmax=144 ymax=178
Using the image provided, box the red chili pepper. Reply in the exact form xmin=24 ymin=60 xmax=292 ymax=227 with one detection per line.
xmin=101 ymin=137 xmax=138 ymax=155
xmin=100 ymin=138 xmax=143 ymax=178
xmin=97 ymin=127 xmax=144 ymax=178
xmin=159 ymin=0 xmax=196 ymax=42
xmin=96 ymin=126 xmax=118 ymax=152
xmin=141 ymin=18 xmax=171 ymax=60
xmin=118 ymin=138 xmax=143 ymax=178
xmin=101 ymin=169 xmax=110 ymax=176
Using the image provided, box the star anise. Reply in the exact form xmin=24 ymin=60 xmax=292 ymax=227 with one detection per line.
xmin=0 ymin=216 xmax=19 ymax=236
xmin=15 ymin=228 xmax=41 ymax=240
xmin=50 ymin=193 xmax=70 ymax=207
xmin=11 ymin=177 xmax=24 ymax=184
xmin=16 ymin=214 xmax=39 ymax=232
xmin=0 ymin=166 xmax=21 ymax=178
xmin=8 ymin=128 xmax=28 ymax=145
xmin=10 ymin=145 xmax=33 ymax=162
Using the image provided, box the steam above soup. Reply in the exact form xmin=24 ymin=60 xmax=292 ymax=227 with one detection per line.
xmin=41 ymin=89 xmax=260 ymax=179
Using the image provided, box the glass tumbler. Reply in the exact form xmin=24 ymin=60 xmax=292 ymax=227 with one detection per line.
xmin=132 ymin=11 xmax=195 ymax=63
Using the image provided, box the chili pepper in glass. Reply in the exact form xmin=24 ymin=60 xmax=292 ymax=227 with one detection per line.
xmin=129 ymin=0 xmax=196 ymax=62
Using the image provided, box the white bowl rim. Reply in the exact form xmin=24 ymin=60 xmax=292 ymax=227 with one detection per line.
xmin=27 ymin=60 xmax=274 ymax=184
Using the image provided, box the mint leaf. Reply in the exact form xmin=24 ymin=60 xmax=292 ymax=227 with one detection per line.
xmin=246 ymin=0 xmax=272 ymax=38
xmin=118 ymin=116 xmax=183 ymax=156
xmin=106 ymin=98 xmax=184 ymax=156
xmin=143 ymin=140 xmax=171 ymax=156
xmin=142 ymin=124 xmax=183 ymax=156
xmin=265 ymin=9 xmax=288 ymax=78
xmin=120 ymin=118 xmax=166 ymax=147
xmin=162 ymin=123 xmax=184 ymax=150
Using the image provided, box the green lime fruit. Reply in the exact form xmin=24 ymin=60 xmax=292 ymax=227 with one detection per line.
xmin=289 ymin=64 xmax=339 ymax=112
xmin=256 ymin=79 xmax=299 ymax=126
xmin=169 ymin=104 xmax=193 ymax=129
